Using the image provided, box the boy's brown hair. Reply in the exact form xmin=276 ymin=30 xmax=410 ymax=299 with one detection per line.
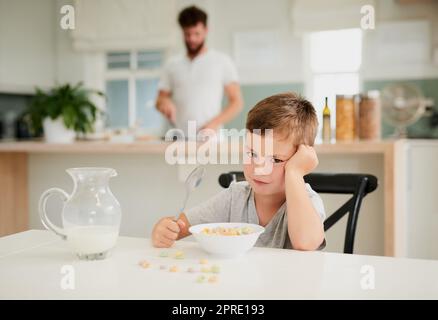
xmin=246 ymin=92 xmax=318 ymax=146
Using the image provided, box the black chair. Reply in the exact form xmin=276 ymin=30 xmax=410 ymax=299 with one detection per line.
xmin=218 ymin=172 xmax=378 ymax=254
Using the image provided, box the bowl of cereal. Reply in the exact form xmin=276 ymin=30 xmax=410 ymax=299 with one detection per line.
xmin=189 ymin=223 xmax=265 ymax=258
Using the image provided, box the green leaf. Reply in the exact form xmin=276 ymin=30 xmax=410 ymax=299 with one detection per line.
xmin=26 ymin=82 xmax=106 ymax=135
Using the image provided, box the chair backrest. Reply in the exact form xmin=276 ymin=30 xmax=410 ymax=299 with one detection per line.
xmin=218 ymin=172 xmax=378 ymax=254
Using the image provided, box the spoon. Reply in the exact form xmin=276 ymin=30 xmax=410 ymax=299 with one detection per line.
xmin=176 ymin=166 xmax=206 ymax=219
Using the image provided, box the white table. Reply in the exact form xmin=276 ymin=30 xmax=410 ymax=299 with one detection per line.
xmin=0 ymin=230 xmax=437 ymax=299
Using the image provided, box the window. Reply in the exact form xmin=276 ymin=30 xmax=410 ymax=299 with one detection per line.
xmin=305 ymin=29 xmax=362 ymax=139
xmin=104 ymin=50 xmax=165 ymax=135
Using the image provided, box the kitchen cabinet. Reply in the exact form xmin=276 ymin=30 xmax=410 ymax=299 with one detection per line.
xmin=396 ymin=140 xmax=438 ymax=259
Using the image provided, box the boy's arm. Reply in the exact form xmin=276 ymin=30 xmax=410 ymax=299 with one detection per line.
xmin=176 ymin=212 xmax=191 ymax=240
xmin=285 ymin=145 xmax=325 ymax=251
xmin=151 ymin=213 xmax=191 ymax=248
xmin=175 ymin=184 xmax=234 ymax=240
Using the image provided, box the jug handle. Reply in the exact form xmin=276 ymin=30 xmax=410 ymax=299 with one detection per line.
xmin=38 ymin=188 xmax=69 ymax=240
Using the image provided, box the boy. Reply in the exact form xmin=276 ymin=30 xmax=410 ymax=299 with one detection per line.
xmin=152 ymin=92 xmax=326 ymax=251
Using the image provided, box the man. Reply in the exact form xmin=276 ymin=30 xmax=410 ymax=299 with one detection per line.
xmin=156 ymin=6 xmax=243 ymax=138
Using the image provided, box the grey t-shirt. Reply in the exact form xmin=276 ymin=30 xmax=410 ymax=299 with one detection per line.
xmin=185 ymin=181 xmax=326 ymax=250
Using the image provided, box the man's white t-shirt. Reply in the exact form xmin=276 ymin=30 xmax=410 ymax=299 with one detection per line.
xmin=158 ymin=49 xmax=239 ymax=136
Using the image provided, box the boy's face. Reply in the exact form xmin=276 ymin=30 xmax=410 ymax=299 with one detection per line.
xmin=243 ymin=132 xmax=297 ymax=196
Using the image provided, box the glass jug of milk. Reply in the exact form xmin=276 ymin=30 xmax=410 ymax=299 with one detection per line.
xmin=39 ymin=167 xmax=121 ymax=260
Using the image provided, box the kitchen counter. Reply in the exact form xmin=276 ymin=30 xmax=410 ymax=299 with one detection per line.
xmin=0 ymin=139 xmax=401 ymax=256
xmin=0 ymin=139 xmax=394 ymax=154
xmin=1 ymin=230 xmax=437 ymax=299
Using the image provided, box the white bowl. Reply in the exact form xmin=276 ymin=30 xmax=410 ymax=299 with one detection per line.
xmin=189 ymin=223 xmax=265 ymax=258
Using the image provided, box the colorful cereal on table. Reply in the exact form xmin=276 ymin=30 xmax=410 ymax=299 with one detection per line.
xmin=174 ymin=251 xmax=185 ymax=259
xmin=208 ymin=275 xmax=218 ymax=283
xmin=139 ymin=260 xmax=150 ymax=269
xmin=201 ymin=267 xmax=211 ymax=273
xmin=169 ymin=266 xmax=179 ymax=272
xmin=196 ymin=275 xmax=206 ymax=283
xmin=159 ymin=265 xmax=167 ymax=270
xmin=199 ymin=258 xmax=209 ymax=265
xmin=187 ymin=267 xmax=196 ymax=273
xmin=159 ymin=251 xmax=169 ymax=258
xmin=211 ymin=265 xmax=220 ymax=274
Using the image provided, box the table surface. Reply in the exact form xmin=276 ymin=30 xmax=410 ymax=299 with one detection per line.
xmin=1 ymin=230 xmax=437 ymax=299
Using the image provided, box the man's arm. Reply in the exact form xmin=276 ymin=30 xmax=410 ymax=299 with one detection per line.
xmin=285 ymin=145 xmax=325 ymax=250
xmin=201 ymin=82 xmax=243 ymax=130
xmin=156 ymin=90 xmax=176 ymax=124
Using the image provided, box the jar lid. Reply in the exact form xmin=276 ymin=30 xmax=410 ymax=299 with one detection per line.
xmin=336 ymin=94 xmax=355 ymax=99
xmin=360 ymin=90 xmax=380 ymax=99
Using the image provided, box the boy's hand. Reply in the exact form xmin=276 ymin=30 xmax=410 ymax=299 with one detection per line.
xmin=285 ymin=144 xmax=318 ymax=177
xmin=152 ymin=217 xmax=186 ymax=248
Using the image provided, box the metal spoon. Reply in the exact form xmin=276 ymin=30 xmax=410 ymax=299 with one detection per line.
xmin=176 ymin=166 xmax=206 ymax=219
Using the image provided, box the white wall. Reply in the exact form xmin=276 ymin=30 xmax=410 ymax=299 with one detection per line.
xmin=0 ymin=0 xmax=56 ymax=93
xmin=207 ymin=0 xmax=304 ymax=84
xmin=362 ymin=0 xmax=438 ymax=80
xmin=63 ymin=0 xmax=438 ymax=84
xmin=1 ymin=0 xmax=438 ymax=92
xmin=171 ymin=0 xmax=438 ymax=84
xmin=54 ymin=0 xmax=87 ymax=85
xmin=0 ymin=0 xmax=103 ymax=92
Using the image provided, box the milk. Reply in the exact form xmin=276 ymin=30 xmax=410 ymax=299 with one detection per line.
xmin=66 ymin=226 xmax=119 ymax=255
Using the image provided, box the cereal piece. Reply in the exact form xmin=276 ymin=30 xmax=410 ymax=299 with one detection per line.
xmin=211 ymin=265 xmax=220 ymax=274
xmin=201 ymin=267 xmax=211 ymax=273
xmin=169 ymin=265 xmax=179 ymax=272
xmin=208 ymin=275 xmax=218 ymax=283
xmin=159 ymin=265 xmax=167 ymax=270
xmin=174 ymin=251 xmax=185 ymax=259
xmin=196 ymin=275 xmax=206 ymax=283
xmin=187 ymin=267 xmax=196 ymax=273
xmin=159 ymin=251 xmax=169 ymax=258
xmin=139 ymin=260 xmax=150 ymax=269
xmin=199 ymin=258 xmax=209 ymax=265
xmin=242 ymin=227 xmax=252 ymax=234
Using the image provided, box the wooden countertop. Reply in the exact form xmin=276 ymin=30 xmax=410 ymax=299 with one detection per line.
xmin=0 ymin=139 xmax=397 ymax=154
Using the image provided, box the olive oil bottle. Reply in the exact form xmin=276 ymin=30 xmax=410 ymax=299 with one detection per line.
xmin=322 ymin=97 xmax=331 ymax=143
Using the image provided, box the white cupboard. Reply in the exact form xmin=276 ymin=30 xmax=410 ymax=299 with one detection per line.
xmin=396 ymin=140 xmax=438 ymax=260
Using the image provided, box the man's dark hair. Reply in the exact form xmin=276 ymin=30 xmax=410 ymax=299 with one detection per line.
xmin=178 ymin=6 xmax=207 ymax=28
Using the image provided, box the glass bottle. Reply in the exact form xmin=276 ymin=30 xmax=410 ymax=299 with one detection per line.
xmin=322 ymin=97 xmax=331 ymax=143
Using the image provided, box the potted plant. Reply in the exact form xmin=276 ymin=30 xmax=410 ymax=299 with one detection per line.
xmin=27 ymin=83 xmax=104 ymax=143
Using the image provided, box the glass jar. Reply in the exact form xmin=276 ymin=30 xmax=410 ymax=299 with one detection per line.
xmin=359 ymin=91 xmax=381 ymax=140
xmin=336 ymin=95 xmax=356 ymax=141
